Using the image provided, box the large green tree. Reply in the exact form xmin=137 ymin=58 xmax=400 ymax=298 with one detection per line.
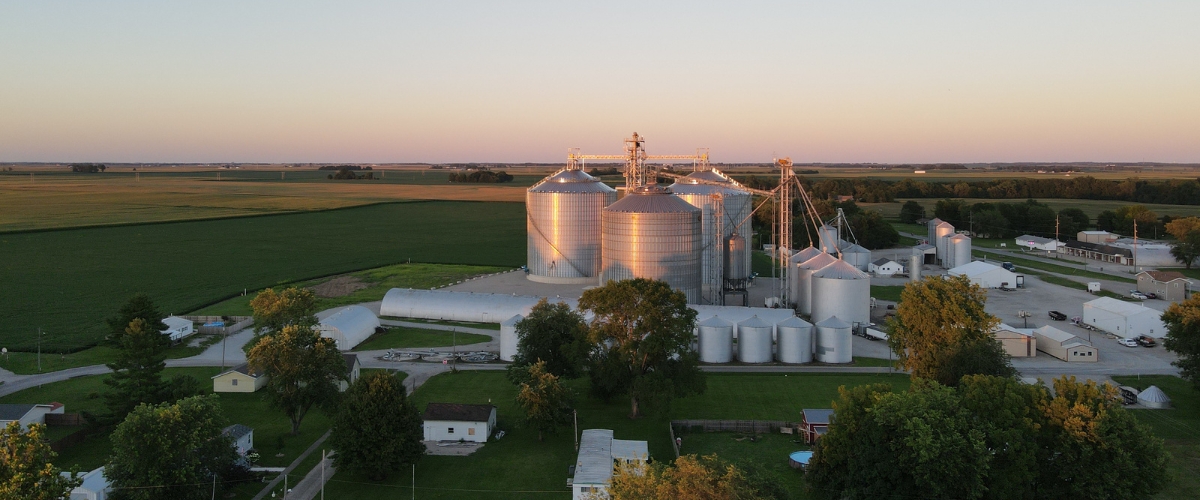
xmin=1165 ymin=217 xmax=1200 ymax=268
xmin=105 ymin=294 xmax=168 ymax=346
xmin=0 ymin=423 xmax=81 ymax=500
xmin=103 ymin=318 xmax=170 ymax=422
xmin=1058 ymin=207 xmax=1090 ymax=234
xmin=847 ymin=209 xmax=900 ymax=250
xmin=249 ymin=287 xmax=318 ymax=335
xmin=508 ymin=298 xmax=588 ymax=381
xmin=898 ymin=200 xmax=925 ymax=224
xmin=329 ymin=372 xmax=423 ymax=481
xmin=1163 ymin=295 xmax=1200 ymax=388
xmin=106 ymin=395 xmax=238 ymax=500
xmin=516 ymin=360 xmax=574 ymax=441
xmin=248 ymin=325 xmax=347 ymax=434
xmin=887 ymin=276 xmax=1015 ymax=386
xmin=578 ymin=279 xmax=704 ymax=418
xmin=956 ymin=375 xmax=1045 ymax=500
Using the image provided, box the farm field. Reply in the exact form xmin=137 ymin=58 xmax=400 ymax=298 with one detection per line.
xmin=324 ymin=371 xmax=910 ymax=499
xmin=1110 ymin=376 xmax=1200 ymax=500
xmin=0 ymin=201 xmax=525 ymax=352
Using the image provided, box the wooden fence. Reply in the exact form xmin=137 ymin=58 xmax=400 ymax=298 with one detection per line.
xmin=671 ymin=419 xmax=794 ymax=435
xmin=44 ymin=413 xmax=83 ymax=426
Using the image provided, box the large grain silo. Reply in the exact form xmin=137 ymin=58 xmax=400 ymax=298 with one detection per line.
xmin=736 ymin=315 xmax=773 ymax=363
xmin=947 ymin=234 xmax=972 ymax=269
xmin=696 ymin=316 xmax=734 ymax=363
xmin=795 ymin=253 xmax=838 ymax=316
xmin=909 ymin=253 xmax=922 ymax=282
xmin=926 ymin=217 xmax=943 ymax=244
xmin=499 ymin=314 xmax=523 ymax=362
xmin=841 ymin=243 xmax=872 ymax=271
xmin=934 ymin=222 xmax=955 ymax=266
xmin=670 ymin=170 xmax=753 ymax=303
xmin=817 ymin=225 xmax=839 ymax=254
xmin=810 ymin=260 xmax=871 ymax=326
xmin=787 ymin=246 xmax=824 ymax=307
xmin=814 ymin=316 xmax=853 ymax=363
xmin=601 ymin=185 xmax=703 ymax=303
xmin=776 ymin=316 xmax=814 ymax=364
xmin=526 ymin=169 xmax=617 ymax=283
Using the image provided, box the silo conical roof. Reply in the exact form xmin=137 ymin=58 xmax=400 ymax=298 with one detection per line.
xmin=937 ymin=221 xmax=954 ymax=230
xmin=813 ymin=260 xmax=870 ymax=280
xmin=776 ymin=316 xmax=813 ymax=328
xmin=799 ymin=252 xmax=838 ymax=270
xmin=738 ymin=315 xmax=772 ymax=329
xmin=1138 ymin=385 xmax=1170 ymax=404
xmin=790 ymin=246 xmax=823 ymax=264
xmin=529 ymin=169 xmax=615 ymax=193
xmin=948 ymin=234 xmax=970 ymax=242
xmin=697 ymin=315 xmax=733 ymax=328
xmin=604 ymin=185 xmax=698 ymax=213
xmin=843 ymin=243 xmax=871 ymax=254
xmin=816 ymin=316 xmax=852 ymax=329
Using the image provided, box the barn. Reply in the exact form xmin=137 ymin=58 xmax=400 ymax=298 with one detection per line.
xmin=1083 ymin=297 xmax=1167 ymax=338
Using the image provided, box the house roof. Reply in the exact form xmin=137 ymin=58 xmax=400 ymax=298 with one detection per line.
xmin=803 ymin=409 xmax=834 ymax=425
xmin=871 ymin=257 xmax=896 ymax=266
xmin=1064 ymin=240 xmax=1133 ymax=258
xmin=211 ymin=363 xmax=262 ymax=380
xmin=575 ymin=429 xmax=616 ymax=485
xmin=611 ymin=439 xmax=649 ymax=462
xmin=423 ymin=403 xmax=495 ymax=422
xmin=343 ymin=353 xmax=359 ymax=372
xmin=0 ymin=404 xmax=35 ymax=421
xmin=161 ymin=316 xmax=193 ymax=330
xmin=223 ymin=424 xmax=253 ymax=440
xmin=1140 ymin=271 xmax=1189 ymax=283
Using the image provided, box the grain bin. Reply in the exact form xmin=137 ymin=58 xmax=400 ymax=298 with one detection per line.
xmin=934 ymin=222 xmax=955 ymax=266
xmin=670 ymin=169 xmax=754 ymax=302
xmin=909 ymin=253 xmax=922 ymax=282
xmin=696 ymin=315 xmax=734 ymax=363
xmin=776 ymin=316 xmax=814 ymax=364
xmin=724 ymin=233 xmax=750 ymax=281
xmin=948 ymin=233 xmax=972 ymax=269
xmin=841 ymin=243 xmax=872 ymax=271
xmin=795 ymin=253 xmax=838 ymax=315
xmin=787 ymin=246 xmax=824 ymax=307
xmin=499 ymin=314 xmax=523 ymax=362
xmin=817 ymin=225 xmax=839 ymax=254
xmin=736 ymin=315 xmax=774 ymax=363
xmin=810 ymin=260 xmax=871 ymax=326
xmin=602 ymin=185 xmax=703 ymax=303
xmin=526 ymin=168 xmax=618 ymax=283
xmin=927 ymin=217 xmax=943 ymax=244
xmin=814 ymin=316 xmax=853 ymax=363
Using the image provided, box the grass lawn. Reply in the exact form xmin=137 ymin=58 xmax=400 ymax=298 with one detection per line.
xmin=0 ymin=335 xmax=221 ymax=375
xmin=352 ymin=327 xmax=492 ymax=351
xmin=324 ymin=371 xmax=910 ymax=499
xmin=398 ymin=318 xmax=502 ymax=331
xmin=1110 ymin=376 xmax=1200 ymax=500
xmin=974 ymin=250 xmax=1136 ymax=283
xmin=870 ymin=285 xmax=904 ymax=302
xmin=678 ymin=432 xmax=810 ymax=498
xmin=752 ymin=250 xmax=780 ymax=277
xmin=0 ymin=201 xmax=525 ymax=352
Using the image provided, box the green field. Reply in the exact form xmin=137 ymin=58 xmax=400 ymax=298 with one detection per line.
xmin=352 ymin=327 xmax=492 ymax=352
xmin=870 ymin=285 xmax=904 ymax=302
xmin=324 ymin=371 xmax=909 ymax=499
xmin=1110 ymin=376 xmax=1200 ymax=500
xmin=0 ymin=201 xmax=525 ymax=352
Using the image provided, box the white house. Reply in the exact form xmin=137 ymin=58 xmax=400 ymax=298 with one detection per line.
xmin=572 ymin=429 xmax=649 ymax=500
xmin=1034 ymin=325 xmax=1097 ymax=362
xmin=947 ymin=261 xmax=1019 ymax=289
xmin=317 ymin=305 xmax=380 ymax=351
xmin=160 ymin=316 xmax=195 ymax=343
xmin=1083 ymin=297 xmax=1167 ymax=338
xmin=868 ymin=258 xmax=903 ymax=277
xmin=211 ymin=364 xmax=268 ymax=393
xmin=0 ymin=403 xmax=64 ymax=430
xmin=223 ymin=424 xmax=254 ymax=464
xmin=62 ymin=467 xmax=111 ymax=500
xmin=1015 ymin=235 xmax=1062 ymax=252
xmin=422 ymin=403 xmax=496 ymax=443
xmin=339 ymin=353 xmax=361 ymax=392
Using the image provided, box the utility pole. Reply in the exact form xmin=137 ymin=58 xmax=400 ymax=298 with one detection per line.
xmin=1133 ymin=219 xmax=1138 ymax=273
xmin=37 ymin=328 xmax=42 ymax=372
xmin=1055 ymin=215 xmax=1060 ymax=258
xmin=574 ymin=410 xmax=579 ymax=451
xmin=321 ymin=449 xmax=325 ymax=500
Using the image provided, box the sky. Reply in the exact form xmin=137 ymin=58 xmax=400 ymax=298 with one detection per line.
xmin=1 ymin=1 xmax=1198 ymax=163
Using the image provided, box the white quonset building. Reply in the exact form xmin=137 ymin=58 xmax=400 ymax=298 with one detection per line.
xmin=317 ymin=305 xmax=380 ymax=350
xmin=499 ymin=314 xmax=523 ymax=362
xmin=572 ymin=429 xmax=648 ymax=500
xmin=1083 ymin=297 xmax=1168 ymax=338
xmin=422 ymin=403 xmax=497 ymax=443
xmin=947 ymin=261 xmax=1019 ymax=289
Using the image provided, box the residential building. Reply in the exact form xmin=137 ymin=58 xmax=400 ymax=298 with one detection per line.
xmin=572 ymin=429 xmax=648 ymax=500
xmin=223 ymin=424 xmax=254 ymax=465
xmin=422 ymin=403 xmax=497 ymax=443
xmin=160 ymin=316 xmax=195 ymax=343
xmin=0 ymin=403 xmax=64 ymax=430
xmin=800 ymin=409 xmax=833 ymax=444
xmin=62 ymin=466 xmax=111 ymax=500
xmin=211 ymin=364 xmax=268 ymax=393
xmin=339 ymin=353 xmax=361 ymax=392
xmin=1137 ymin=271 xmax=1192 ymax=302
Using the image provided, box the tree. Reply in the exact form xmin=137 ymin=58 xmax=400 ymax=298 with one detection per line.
xmin=106 ymin=395 xmax=239 ymax=500
xmin=105 ymin=294 xmax=168 ymax=346
xmin=103 ymin=318 xmax=171 ymax=422
xmin=934 ymin=198 xmax=969 ymax=228
xmin=971 ymin=209 xmax=1009 ymax=238
xmin=0 ymin=423 xmax=81 ymax=499
xmin=1114 ymin=205 xmax=1159 ymax=236
xmin=1165 ymin=217 xmax=1200 ymax=268
xmin=249 ymin=287 xmax=318 ymax=335
xmin=1165 ymin=216 xmax=1200 ymax=240
xmin=248 ymin=325 xmax=346 ymax=434
xmin=578 ymin=279 xmax=704 ymax=418
xmin=886 ymin=276 xmax=1015 ymax=386
xmin=329 ymin=372 xmax=423 ymax=481
xmin=847 ymin=210 xmax=899 ymax=250
xmin=1163 ymin=295 xmax=1200 ymax=389
xmin=516 ymin=361 xmax=574 ymax=441
xmin=956 ymin=375 xmax=1045 ymax=500
xmin=600 ymin=454 xmax=770 ymax=500
xmin=1096 ymin=210 xmax=1118 ymax=232
xmin=1059 ymin=207 xmax=1090 ymax=234
xmin=898 ymin=200 xmax=925 ymax=224
xmin=508 ymin=299 xmax=588 ymax=381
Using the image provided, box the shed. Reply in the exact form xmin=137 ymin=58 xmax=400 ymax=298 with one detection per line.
xmin=318 ymin=305 xmax=381 ymax=350
xmin=0 ymin=402 xmax=64 ymax=430
xmin=572 ymin=429 xmax=648 ymax=500
xmin=211 ymin=364 xmax=268 ymax=393
xmin=868 ymin=258 xmax=903 ymax=277
xmin=223 ymin=424 xmax=255 ymax=458
xmin=947 ymin=261 xmax=1018 ymax=288
xmin=338 ymin=353 xmax=361 ymax=392
xmin=1137 ymin=271 xmax=1192 ymax=302
xmin=800 ymin=409 xmax=834 ymax=444
xmin=1082 ymin=297 xmax=1167 ymax=338
xmin=422 ymin=403 xmax=496 ymax=443
xmin=62 ymin=467 xmax=111 ymax=500
xmin=993 ymin=324 xmax=1036 ymax=358
xmin=1137 ymin=385 xmax=1171 ymax=409
xmin=160 ymin=316 xmax=195 ymax=343
xmin=1033 ymin=325 xmax=1097 ymax=362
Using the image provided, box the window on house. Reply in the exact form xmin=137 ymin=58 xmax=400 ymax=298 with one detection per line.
xmin=448 ymin=428 xmax=454 ymax=434
xmin=231 ymin=379 xmax=238 ymax=386
xmin=468 ymin=428 xmax=475 ymax=435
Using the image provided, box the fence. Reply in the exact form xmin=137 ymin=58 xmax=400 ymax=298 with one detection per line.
xmin=44 ymin=413 xmax=83 ymax=426
xmin=181 ymin=316 xmax=254 ymax=335
xmin=671 ymin=419 xmax=794 ymax=435
xmin=49 ymin=428 xmax=89 ymax=453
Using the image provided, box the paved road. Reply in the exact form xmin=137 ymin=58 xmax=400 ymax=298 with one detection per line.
xmin=252 ymin=430 xmax=331 ymax=500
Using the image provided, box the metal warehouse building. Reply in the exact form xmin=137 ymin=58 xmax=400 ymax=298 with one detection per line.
xmin=947 ymin=261 xmax=1019 ymax=289
xmin=1082 ymin=297 xmax=1167 ymax=339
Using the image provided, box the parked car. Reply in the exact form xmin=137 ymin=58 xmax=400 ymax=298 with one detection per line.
xmin=1136 ymin=335 xmax=1157 ymax=347
xmin=1145 ymin=292 xmax=1158 ymax=299
xmin=1002 ymin=262 xmax=1016 ymax=272
xmin=1118 ymin=338 xmax=1139 ymax=348
xmin=1048 ymin=311 xmax=1067 ymax=321
xmin=1130 ymin=291 xmax=1148 ymax=300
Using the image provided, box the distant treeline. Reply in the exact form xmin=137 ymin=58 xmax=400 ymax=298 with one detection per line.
xmin=733 ymin=175 xmax=1200 ymax=205
xmin=70 ymin=163 xmax=107 ymax=173
xmin=328 ymin=167 xmax=377 ymax=180
xmin=448 ymin=171 xmax=514 ymax=183
xmin=587 ymin=167 xmax=621 ymax=176
xmin=318 ymin=165 xmax=372 ymax=171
